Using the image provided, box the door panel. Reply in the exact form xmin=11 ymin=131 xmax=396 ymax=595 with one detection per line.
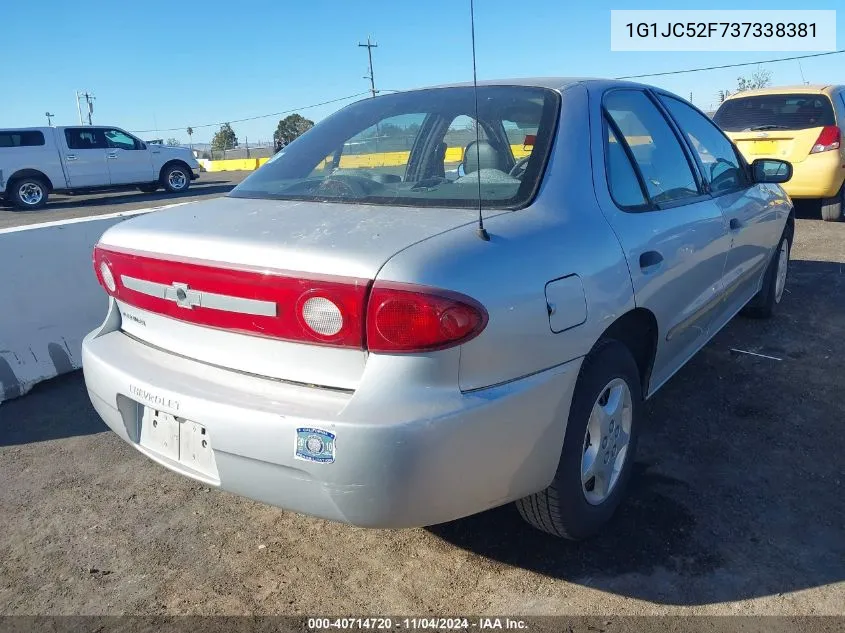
xmin=657 ymin=94 xmax=775 ymax=329
xmin=62 ymin=128 xmax=108 ymax=187
xmin=104 ymin=129 xmax=155 ymax=184
xmin=599 ymin=90 xmax=731 ymax=393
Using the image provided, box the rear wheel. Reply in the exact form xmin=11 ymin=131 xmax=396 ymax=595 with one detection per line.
xmin=161 ymin=164 xmax=190 ymax=193
xmin=820 ymin=184 xmax=844 ymax=222
xmin=516 ymin=340 xmax=642 ymax=539
xmin=10 ymin=177 xmax=49 ymax=210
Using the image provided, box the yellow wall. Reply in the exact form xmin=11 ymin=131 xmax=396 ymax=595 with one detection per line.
xmin=202 ymin=144 xmax=533 ymax=172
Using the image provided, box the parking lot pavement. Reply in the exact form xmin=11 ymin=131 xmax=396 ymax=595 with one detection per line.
xmin=0 ymin=214 xmax=843 ymax=618
xmin=0 ymin=171 xmax=250 ymax=230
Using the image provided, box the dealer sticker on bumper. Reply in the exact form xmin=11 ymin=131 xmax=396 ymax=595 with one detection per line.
xmin=295 ymin=428 xmax=336 ymax=463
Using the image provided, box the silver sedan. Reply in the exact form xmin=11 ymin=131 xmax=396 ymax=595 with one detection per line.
xmin=83 ymin=78 xmax=794 ymax=539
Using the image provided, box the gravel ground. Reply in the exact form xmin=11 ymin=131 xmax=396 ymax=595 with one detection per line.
xmin=0 ymin=207 xmax=842 ymax=620
xmin=0 ymin=171 xmax=249 ymax=230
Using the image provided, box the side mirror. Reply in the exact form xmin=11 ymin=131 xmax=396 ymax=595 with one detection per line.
xmin=139 ymin=142 xmax=147 ymax=150
xmin=752 ymin=158 xmax=792 ymax=184
xmin=457 ymin=163 xmax=465 ymax=177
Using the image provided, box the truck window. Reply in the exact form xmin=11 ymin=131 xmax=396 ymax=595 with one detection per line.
xmin=0 ymin=130 xmax=45 ymax=147
xmin=104 ymin=129 xmax=141 ymax=150
xmin=65 ymin=128 xmax=107 ymax=150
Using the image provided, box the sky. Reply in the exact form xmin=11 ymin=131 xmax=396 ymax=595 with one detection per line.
xmin=3 ymin=0 xmax=844 ymax=144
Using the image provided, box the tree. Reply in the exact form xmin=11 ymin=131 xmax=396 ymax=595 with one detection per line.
xmin=736 ymin=68 xmax=772 ymax=93
xmin=274 ymin=114 xmax=314 ymax=149
xmin=166 ymin=137 xmax=180 ymax=146
xmin=211 ymin=123 xmax=238 ymax=153
xmin=186 ymin=126 xmax=194 ymax=148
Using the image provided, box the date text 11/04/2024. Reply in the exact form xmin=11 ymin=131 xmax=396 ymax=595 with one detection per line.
xmin=307 ymin=618 xmax=529 ymax=630
xmin=626 ymin=22 xmax=816 ymax=38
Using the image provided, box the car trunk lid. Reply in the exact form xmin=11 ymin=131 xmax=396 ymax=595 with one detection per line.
xmin=728 ymin=127 xmax=828 ymax=164
xmin=96 ymin=195 xmax=475 ymax=390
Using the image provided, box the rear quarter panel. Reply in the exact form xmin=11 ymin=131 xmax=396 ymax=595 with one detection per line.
xmin=0 ymin=128 xmax=66 ymax=192
xmin=375 ymin=83 xmax=636 ymax=392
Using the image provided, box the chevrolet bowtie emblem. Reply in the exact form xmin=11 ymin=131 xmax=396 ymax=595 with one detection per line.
xmin=166 ymin=282 xmax=202 ymax=309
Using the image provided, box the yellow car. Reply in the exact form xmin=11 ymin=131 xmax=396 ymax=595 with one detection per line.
xmin=714 ymin=85 xmax=845 ymax=221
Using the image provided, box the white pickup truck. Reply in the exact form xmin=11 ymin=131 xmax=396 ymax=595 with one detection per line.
xmin=0 ymin=126 xmax=201 ymax=210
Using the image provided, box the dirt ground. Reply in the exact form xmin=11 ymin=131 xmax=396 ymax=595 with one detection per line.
xmin=0 ymin=205 xmax=843 ymax=619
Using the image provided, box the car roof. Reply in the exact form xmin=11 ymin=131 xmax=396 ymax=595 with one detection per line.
xmin=724 ymin=84 xmax=844 ymax=99
xmin=406 ymin=77 xmax=658 ymax=93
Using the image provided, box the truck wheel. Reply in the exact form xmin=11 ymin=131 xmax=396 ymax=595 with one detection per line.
xmin=138 ymin=184 xmax=159 ymax=193
xmin=10 ymin=177 xmax=49 ymax=210
xmin=741 ymin=225 xmax=792 ymax=319
xmin=515 ymin=340 xmax=642 ymax=539
xmin=161 ymin=164 xmax=191 ymax=193
xmin=820 ymin=185 xmax=843 ymax=221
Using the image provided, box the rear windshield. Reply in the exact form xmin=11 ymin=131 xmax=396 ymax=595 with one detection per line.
xmin=0 ymin=130 xmax=45 ymax=147
xmin=230 ymin=86 xmax=560 ymax=209
xmin=714 ymin=94 xmax=836 ymax=132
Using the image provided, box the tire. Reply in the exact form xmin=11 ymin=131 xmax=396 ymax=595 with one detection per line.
xmin=160 ymin=164 xmax=191 ymax=193
xmin=516 ymin=340 xmax=642 ymax=540
xmin=820 ymin=185 xmax=844 ymax=222
xmin=10 ymin=177 xmax=49 ymax=210
xmin=741 ymin=224 xmax=792 ymax=319
xmin=137 ymin=184 xmax=159 ymax=193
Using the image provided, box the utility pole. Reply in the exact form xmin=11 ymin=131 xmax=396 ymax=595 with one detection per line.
xmin=45 ymin=112 xmax=55 ymax=126
xmin=83 ymin=92 xmax=95 ymax=125
xmin=75 ymin=91 xmax=84 ymax=124
xmin=358 ymin=36 xmax=378 ymax=98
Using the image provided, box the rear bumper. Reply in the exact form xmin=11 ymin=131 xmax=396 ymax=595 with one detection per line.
xmin=82 ymin=327 xmax=580 ymax=528
xmin=782 ymin=151 xmax=845 ymax=199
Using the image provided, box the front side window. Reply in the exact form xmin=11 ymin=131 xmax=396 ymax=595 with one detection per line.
xmin=0 ymin=130 xmax=45 ymax=147
xmin=231 ymin=86 xmax=559 ymax=209
xmin=604 ymin=90 xmax=700 ymax=207
xmin=660 ymin=95 xmax=748 ymax=195
xmin=65 ymin=128 xmax=106 ymax=150
xmin=104 ymin=129 xmax=140 ymax=150
xmin=714 ymin=93 xmax=836 ymax=132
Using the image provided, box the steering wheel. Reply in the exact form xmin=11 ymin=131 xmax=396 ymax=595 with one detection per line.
xmin=509 ymin=156 xmax=531 ymax=179
xmin=315 ymin=175 xmax=369 ymax=197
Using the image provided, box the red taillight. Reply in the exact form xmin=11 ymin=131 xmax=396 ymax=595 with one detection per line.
xmin=93 ymin=245 xmax=369 ymax=348
xmin=92 ymin=245 xmax=488 ymax=353
xmin=810 ymin=126 xmax=841 ymax=154
xmin=366 ymin=282 xmax=488 ymax=353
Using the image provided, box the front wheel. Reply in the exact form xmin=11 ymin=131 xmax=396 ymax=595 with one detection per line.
xmin=10 ymin=177 xmax=49 ymax=210
xmin=516 ymin=340 xmax=642 ymax=539
xmin=741 ymin=226 xmax=792 ymax=319
xmin=161 ymin=164 xmax=191 ymax=193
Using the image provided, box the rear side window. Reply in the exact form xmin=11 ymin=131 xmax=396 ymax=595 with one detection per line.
xmin=714 ymin=94 xmax=836 ymax=132
xmin=604 ymin=90 xmax=700 ymax=207
xmin=65 ymin=128 xmax=107 ymax=150
xmin=0 ymin=130 xmax=45 ymax=148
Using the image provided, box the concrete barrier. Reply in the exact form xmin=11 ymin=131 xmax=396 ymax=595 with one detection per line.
xmin=0 ymin=203 xmax=193 ymax=403
xmin=196 ymin=144 xmax=532 ymax=173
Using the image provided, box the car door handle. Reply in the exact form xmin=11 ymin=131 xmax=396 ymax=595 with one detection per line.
xmin=639 ymin=250 xmax=664 ymax=273
xmin=107 ymin=152 xmax=118 ymax=159
xmin=729 ymin=218 xmax=743 ymax=231
xmin=66 ymin=154 xmax=77 ymax=161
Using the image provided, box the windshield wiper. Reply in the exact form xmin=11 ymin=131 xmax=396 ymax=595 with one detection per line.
xmin=747 ymin=125 xmax=789 ymax=131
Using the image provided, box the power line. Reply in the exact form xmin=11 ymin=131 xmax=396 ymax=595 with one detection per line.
xmin=130 ymin=91 xmax=369 ymax=134
xmin=616 ymin=49 xmax=845 ymax=79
